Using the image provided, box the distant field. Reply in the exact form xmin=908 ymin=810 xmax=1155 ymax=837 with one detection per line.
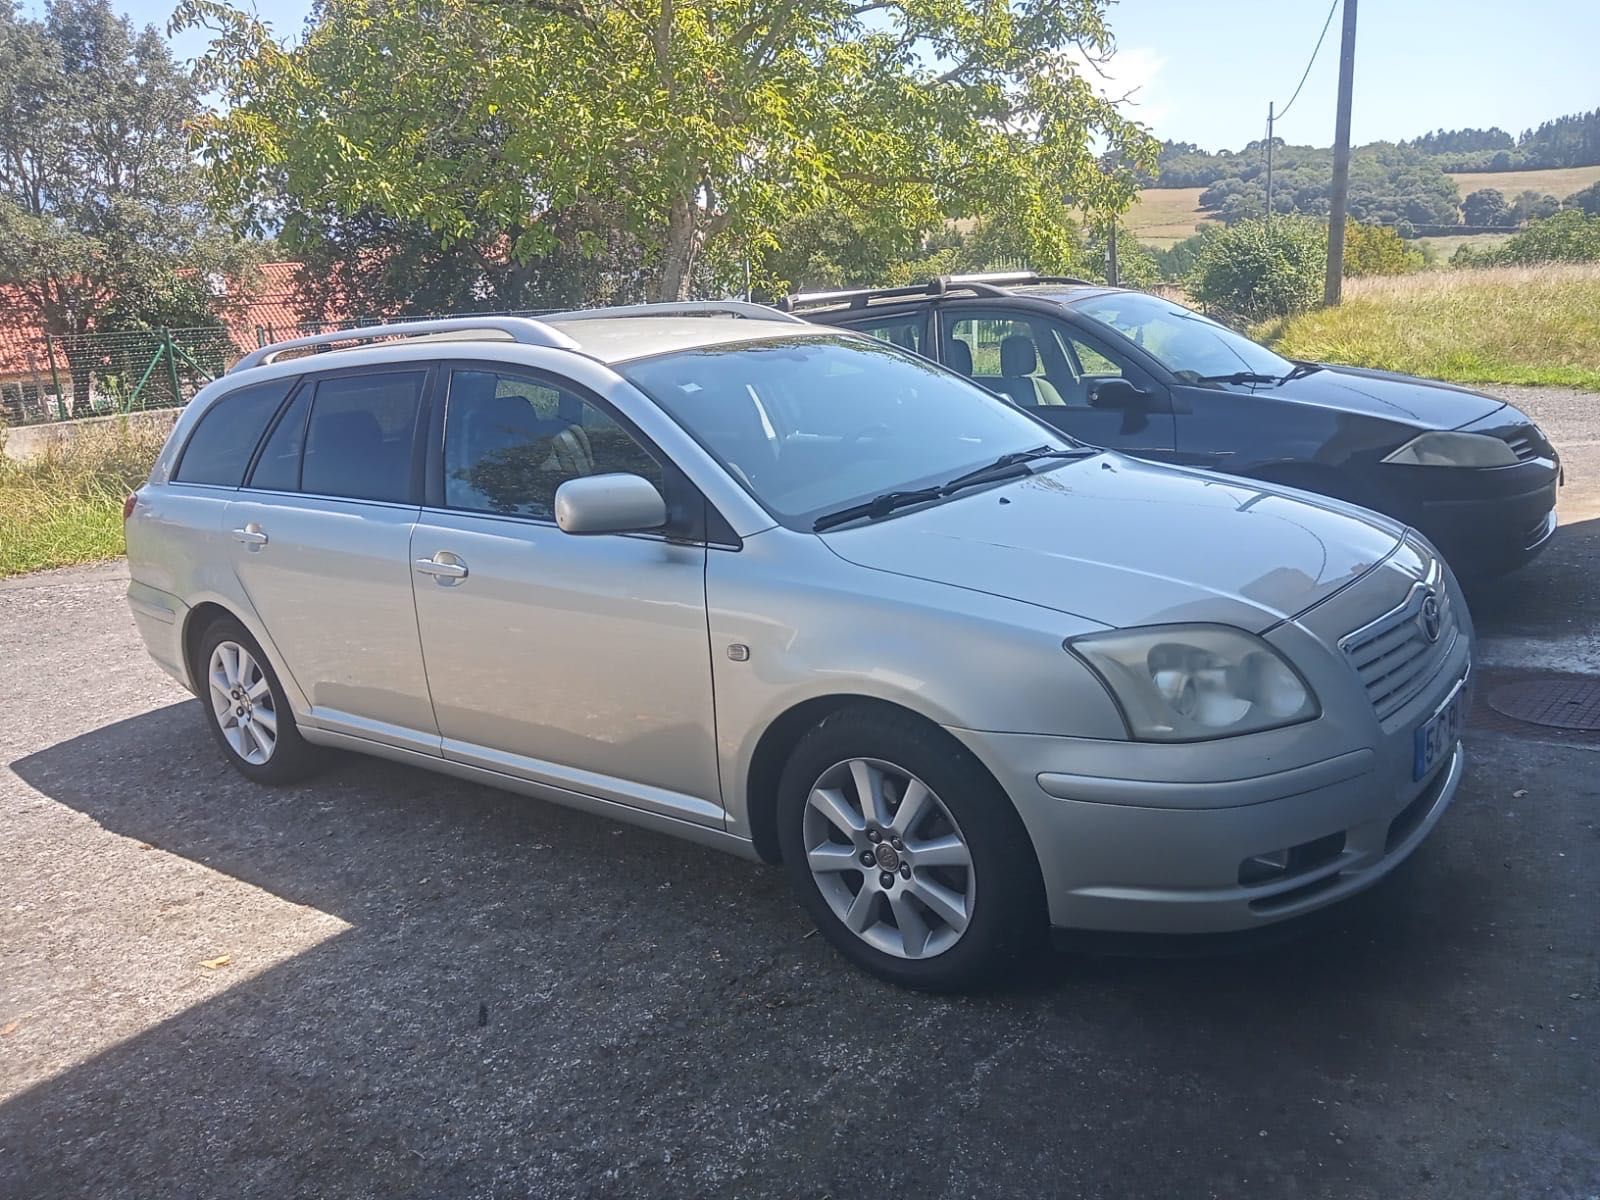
xmin=1446 ymin=164 xmax=1600 ymax=201
xmin=1258 ymin=263 xmax=1600 ymax=391
xmin=1415 ymin=231 xmax=1513 ymax=262
xmin=1124 ymin=187 xmax=1216 ymax=248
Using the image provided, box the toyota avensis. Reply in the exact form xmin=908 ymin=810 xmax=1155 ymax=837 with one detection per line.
xmin=789 ymin=273 xmax=1561 ymax=578
xmin=125 ymin=304 xmax=1472 ymax=990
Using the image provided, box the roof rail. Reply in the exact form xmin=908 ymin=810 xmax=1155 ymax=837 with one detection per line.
xmin=233 ymin=316 xmax=580 ymax=372
xmin=542 ymin=300 xmax=807 ymax=324
xmin=779 ymin=271 xmax=1100 ymax=312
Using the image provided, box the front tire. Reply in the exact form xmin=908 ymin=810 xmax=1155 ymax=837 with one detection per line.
xmin=194 ymin=616 xmax=324 ymax=785
xmin=775 ymin=705 xmax=1044 ymax=990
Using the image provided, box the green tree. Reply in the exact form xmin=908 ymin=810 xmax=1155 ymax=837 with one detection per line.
xmin=1341 ymin=222 xmax=1423 ymax=276
xmin=1569 ymin=181 xmax=1600 ymax=216
xmin=1509 ymin=190 xmax=1561 ymax=225
xmin=1461 ymin=187 xmax=1512 ymax=228
xmin=0 ymin=0 xmax=253 ymax=413
xmin=1187 ymin=218 xmax=1325 ymax=322
xmin=177 ymin=0 xmax=1156 ymax=303
xmin=1499 ymin=210 xmax=1600 ymax=264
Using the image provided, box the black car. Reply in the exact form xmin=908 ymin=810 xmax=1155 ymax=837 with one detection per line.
xmin=785 ymin=272 xmax=1562 ymax=577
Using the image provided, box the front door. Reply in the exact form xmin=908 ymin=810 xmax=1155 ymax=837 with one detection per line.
xmin=939 ymin=307 xmax=1177 ymax=458
xmin=409 ymin=364 xmax=722 ymax=826
xmin=225 ymin=366 xmax=438 ymax=754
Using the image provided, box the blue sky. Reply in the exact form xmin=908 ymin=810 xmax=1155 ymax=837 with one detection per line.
xmin=107 ymin=0 xmax=1600 ymax=151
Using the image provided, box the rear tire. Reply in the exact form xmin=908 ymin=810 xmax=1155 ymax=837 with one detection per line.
xmin=194 ymin=616 xmax=324 ymax=785
xmin=775 ymin=704 xmax=1044 ymax=990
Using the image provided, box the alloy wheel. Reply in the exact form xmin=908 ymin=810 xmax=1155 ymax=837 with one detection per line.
xmin=207 ymin=640 xmax=278 ymax=765
xmin=802 ymin=757 xmax=976 ymax=960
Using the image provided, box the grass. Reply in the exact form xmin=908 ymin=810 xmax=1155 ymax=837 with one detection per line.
xmin=1415 ymin=231 xmax=1513 ymax=262
xmin=0 ymin=420 xmax=165 ymax=577
xmin=1445 ymin=164 xmax=1600 ymax=203
xmin=1126 ymin=187 xmax=1217 ymax=249
xmin=1257 ymin=263 xmax=1600 ymax=390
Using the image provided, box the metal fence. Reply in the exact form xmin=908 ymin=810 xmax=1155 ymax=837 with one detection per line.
xmin=1 ymin=326 xmax=242 ymax=427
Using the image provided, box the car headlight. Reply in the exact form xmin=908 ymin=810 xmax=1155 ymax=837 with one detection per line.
xmin=1383 ymin=431 xmax=1518 ymax=467
xmin=1066 ymin=625 xmax=1320 ymax=742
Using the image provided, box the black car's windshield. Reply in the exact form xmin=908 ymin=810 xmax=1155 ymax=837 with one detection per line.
xmin=1072 ymin=292 xmax=1294 ymax=382
xmin=619 ymin=335 xmax=1074 ymax=527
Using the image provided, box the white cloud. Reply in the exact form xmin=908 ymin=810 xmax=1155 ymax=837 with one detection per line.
xmin=1066 ymin=44 xmax=1170 ymax=130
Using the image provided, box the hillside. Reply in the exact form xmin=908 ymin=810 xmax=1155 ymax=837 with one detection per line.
xmin=1445 ymin=164 xmax=1600 ymax=202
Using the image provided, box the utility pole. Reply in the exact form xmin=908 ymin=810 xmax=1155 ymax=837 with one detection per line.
xmin=1324 ymin=0 xmax=1358 ymax=305
xmin=1106 ymin=218 xmax=1119 ymax=286
xmin=1265 ymin=101 xmax=1275 ymax=226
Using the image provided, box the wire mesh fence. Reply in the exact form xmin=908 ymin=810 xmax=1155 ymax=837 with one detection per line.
xmin=1 ymin=326 xmax=244 ymax=427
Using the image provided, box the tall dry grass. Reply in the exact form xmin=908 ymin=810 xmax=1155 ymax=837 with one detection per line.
xmin=1259 ymin=263 xmax=1600 ymax=390
xmin=0 ymin=419 xmax=167 ymax=576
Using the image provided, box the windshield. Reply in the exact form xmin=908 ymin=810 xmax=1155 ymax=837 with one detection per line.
xmin=1072 ymin=292 xmax=1293 ymax=381
xmin=619 ymin=335 xmax=1071 ymax=527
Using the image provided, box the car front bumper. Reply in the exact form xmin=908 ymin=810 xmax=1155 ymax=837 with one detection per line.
xmin=1385 ymin=455 xmax=1560 ymax=577
xmin=948 ymin=601 xmax=1472 ymax=936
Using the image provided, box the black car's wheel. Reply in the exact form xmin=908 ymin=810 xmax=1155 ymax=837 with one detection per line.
xmin=194 ymin=616 xmax=324 ymax=784
xmin=776 ymin=704 xmax=1044 ymax=990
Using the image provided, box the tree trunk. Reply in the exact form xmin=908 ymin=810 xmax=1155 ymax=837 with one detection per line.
xmin=655 ymin=194 xmax=698 ymax=301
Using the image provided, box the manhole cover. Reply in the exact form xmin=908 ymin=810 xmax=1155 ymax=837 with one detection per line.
xmin=1487 ymin=679 xmax=1600 ymax=731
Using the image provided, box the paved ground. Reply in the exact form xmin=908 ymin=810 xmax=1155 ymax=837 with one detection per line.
xmin=2 ymin=387 xmax=1597 ymax=1198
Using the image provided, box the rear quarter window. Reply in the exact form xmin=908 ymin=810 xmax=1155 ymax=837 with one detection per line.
xmin=172 ymin=380 xmax=295 ymax=487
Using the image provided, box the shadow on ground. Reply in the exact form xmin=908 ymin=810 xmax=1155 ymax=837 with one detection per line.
xmin=5 ymin=695 xmax=1596 ymax=1198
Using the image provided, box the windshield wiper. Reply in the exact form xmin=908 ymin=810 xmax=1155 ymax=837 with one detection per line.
xmin=811 ymin=446 xmax=1095 ymax=532
xmin=940 ymin=446 xmax=1097 ymax=494
xmin=812 ymin=487 xmax=944 ymax=532
xmin=1279 ymin=361 xmax=1323 ymax=382
xmin=1194 ymin=371 xmax=1281 ymax=385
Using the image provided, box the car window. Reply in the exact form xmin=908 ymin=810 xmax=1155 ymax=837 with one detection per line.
xmin=852 ymin=314 xmax=927 ymax=356
xmin=945 ymin=314 xmax=1078 ymax=408
xmin=173 ymin=380 xmax=294 ymax=487
xmin=1072 ymin=292 xmax=1292 ymax=380
xmin=297 ymin=372 xmax=425 ymax=504
xmin=443 ymin=369 xmax=664 ymax=519
xmin=1057 ymin=330 xmax=1125 ymax=378
xmin=620 ymin=335 xmax=1071 ymax=527
xmin=247 ymin=389 xmax=311 ymax=492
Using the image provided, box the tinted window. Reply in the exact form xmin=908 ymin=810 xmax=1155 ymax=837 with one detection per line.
xmin=1072 ymin=292 xmax=1291 ymax=380
xmin=247 ymin=390 xmax=310 ymax=492
xmin=620 ymin=336 xmax=1068 ymax=525
xmin=444 ymin=369 xmax=664 ymax=519
xmin=854 ymin=314 xmax=927 ymax=355
xmin=299 ymin=372 xmax=425 ymax=504
xmin=173 ymin=380 xmax=293 ymax=486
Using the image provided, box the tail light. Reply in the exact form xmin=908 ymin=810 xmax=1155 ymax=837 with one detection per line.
xmin=123 ymin=493 xmax=139 ymax=521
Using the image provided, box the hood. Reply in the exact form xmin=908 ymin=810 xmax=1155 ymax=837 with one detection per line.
xmin=1238 ymin=365 xmax=1506 ymax=429
xmin=819 ymin=454 xmax=1403 ymax=633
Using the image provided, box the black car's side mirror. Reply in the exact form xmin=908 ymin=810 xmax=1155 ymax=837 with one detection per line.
xmin=1089 ymin=378 xmax=1146 ymax=410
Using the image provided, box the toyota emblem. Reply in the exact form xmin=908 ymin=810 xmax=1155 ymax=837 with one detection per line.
xmin=1420 ymin=593 xmax=1442 ymax=643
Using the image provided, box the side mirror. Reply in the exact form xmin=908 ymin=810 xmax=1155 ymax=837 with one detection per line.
xmin=554 ymin=473 xmax=667 ymax=535
xmin=1089 ymin=377 xmax=1146 ymax=410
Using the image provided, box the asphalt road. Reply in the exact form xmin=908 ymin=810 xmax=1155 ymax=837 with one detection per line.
xmin=2 ymin=387 xmax=1597 ymax=1199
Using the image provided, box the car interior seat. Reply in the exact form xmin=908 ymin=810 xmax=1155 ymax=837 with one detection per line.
xmin=974 ymin=335 xmax=1068 ymax=408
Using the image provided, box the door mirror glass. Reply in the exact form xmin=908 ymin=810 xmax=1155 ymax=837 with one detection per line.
xmin=554 ymin=473 xmax=667 ymax=535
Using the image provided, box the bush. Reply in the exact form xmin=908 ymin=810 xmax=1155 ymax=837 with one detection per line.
xmin=1569 ymin=182 xmax=1600 ymax=217
xmin=1342 ymin=223 xmax=1425 ymax=276
xmin=1500 ymin=209 xmax=1600 ymax=264
xmin=1187 ymin=218 xmax=1326 ymax=322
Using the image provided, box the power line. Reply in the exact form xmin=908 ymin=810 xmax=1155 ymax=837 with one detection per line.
xmin=1274 ymin=0 xmax=1340 ymax=123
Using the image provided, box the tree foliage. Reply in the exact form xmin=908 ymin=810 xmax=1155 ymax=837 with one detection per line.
xmin=177 ymin=0 xmax=1156 ymax=305
xmin=1186 ymin=218 xmax=1326 ymax=323
xmin=1569 ymin=181 xmax=1600 ymax=217
xmin=1341 ymin=222 xmax=1424 ymax=276
xmin=0 ymin=0 xmax=254 ymax=411
xmin=1461 ymin=188 xmax=1513 ymax=229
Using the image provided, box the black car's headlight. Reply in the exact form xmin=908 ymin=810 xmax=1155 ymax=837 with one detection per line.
xmin=1383 ymin=431 xmax=1518 ymax=467
xmin=1066 ymin=624 xmax=1320 ymax=742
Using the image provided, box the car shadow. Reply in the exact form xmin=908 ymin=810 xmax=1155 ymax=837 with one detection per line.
xmin=1465 ymin=512 xmax=1600 ymax=647
xmin=7 ymin=683 xmax=1572 ymax=1197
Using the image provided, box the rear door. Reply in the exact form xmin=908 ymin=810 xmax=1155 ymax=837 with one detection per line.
xmin=938 ymin=306 xmax=1177 ymax=458
xmin=224 ymin=364 xmax=439 ymax=755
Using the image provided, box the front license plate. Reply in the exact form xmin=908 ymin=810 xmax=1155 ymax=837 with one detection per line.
xmin=1413 ymin=679 xmax=1466 ymax=781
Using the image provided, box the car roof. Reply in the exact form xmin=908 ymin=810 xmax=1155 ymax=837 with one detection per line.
xmin=790 ymin=281 xmax=1129 ymax=320
xmin=544 ymin=316 xmax=824 ymax=363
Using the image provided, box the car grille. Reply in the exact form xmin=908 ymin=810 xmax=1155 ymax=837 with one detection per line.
xmin=1340 ymin=558 xmax=1459 ymax=722
xmin=1503 ymin=428 xmax=1540 ymax=462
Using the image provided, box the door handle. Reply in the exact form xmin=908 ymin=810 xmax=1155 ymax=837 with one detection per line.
xmin=231 ymin=523 xmax=268 ymax=548
xmin=414 ymin=553 xmax=468 ymax=582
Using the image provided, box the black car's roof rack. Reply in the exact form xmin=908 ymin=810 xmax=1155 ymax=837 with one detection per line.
xmin=778 ymin=271 xmax=1099 ymax=312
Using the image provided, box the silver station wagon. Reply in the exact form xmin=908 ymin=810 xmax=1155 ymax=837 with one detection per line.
xmin=125 ymin=303 xmax=1472 ymax=989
